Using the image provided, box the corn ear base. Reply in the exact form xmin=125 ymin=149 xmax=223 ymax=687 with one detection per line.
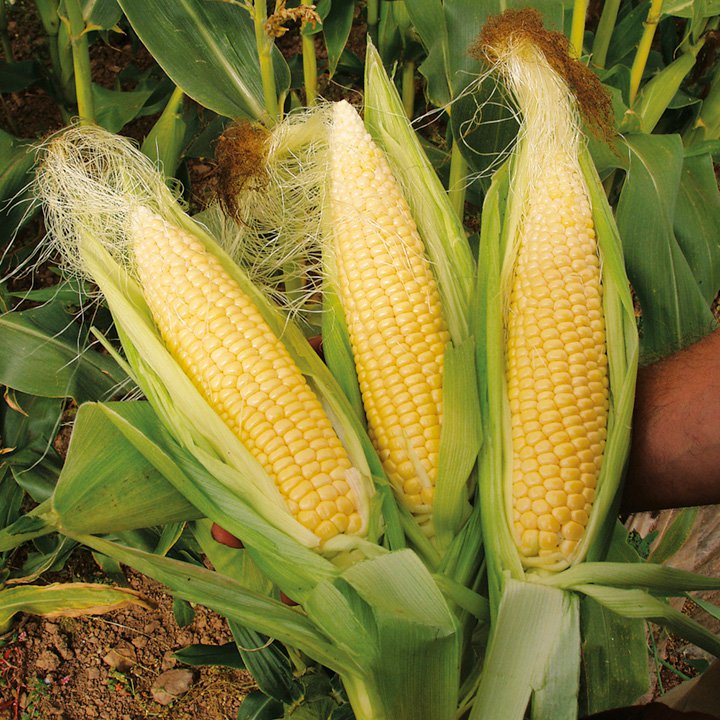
xmin=468 ymin=579 xmax=580 ymax=720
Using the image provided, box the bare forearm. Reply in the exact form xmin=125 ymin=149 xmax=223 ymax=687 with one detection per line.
xmin=622 ymin=328 xmax=720 ymax=513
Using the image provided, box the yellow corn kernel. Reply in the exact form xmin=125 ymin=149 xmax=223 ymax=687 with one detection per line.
xmin=506 ymin=159 xmax=609 ymax=567
xmin=327 ymin=100 xmax=449 ymax=529
xmin=130 ymin=206 xmax=364 ymax=542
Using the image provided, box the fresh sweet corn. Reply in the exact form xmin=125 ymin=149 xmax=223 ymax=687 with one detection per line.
xmin=130 ymin=205 xmax=365 ymax=542
xmin=506 ymin=160 xmax=609 ymax=565
xmin=326 ymin=100 xmax=450 ymax=527
xmin=472 ymin=9 xmax=625 ymax=573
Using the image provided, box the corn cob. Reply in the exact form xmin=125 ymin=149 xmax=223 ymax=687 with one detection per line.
xmin=129 ymin=205 xmax=365 ymax=543
xmin=472 ymin=9 xmax=618 ymax=571
xmin=507 ymin=158 xmax=608 ymax=566
xmin=326 ymin=100 xmax=450 ymax=529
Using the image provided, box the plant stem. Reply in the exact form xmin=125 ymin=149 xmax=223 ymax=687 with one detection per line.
xmin=570 ymin=0 xmax=588 ymax=58
xmin=301 ymin=0 xmax=317 ymax=107
xmin=629 ymin=0 xmax=664 ymax=105
xmin=252 ymin=0 xmax=279 ymax=124
xmin=63 ymin=0 xmax=94 ymax=124
xmin=0 ymin=1 xmax=14 ymax=62
xmin=366 ymin=0 xmax=379 ymax=46
xmin=447 ymin=139 xmax=467 ymax=221
xmin=591 ymin=0 xmax=620 ymax=69
xmin=401 ymin=60 xmax=415 ymax=119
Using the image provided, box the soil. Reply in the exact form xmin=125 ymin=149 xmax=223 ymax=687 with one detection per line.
xmin=1 ymin=563 xmax=255 ymax=720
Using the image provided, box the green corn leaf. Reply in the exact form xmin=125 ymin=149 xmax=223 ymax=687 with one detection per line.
xmin=673 ymin=153 xmax=720 ymax=305
xmin=173 ymin=642 xmax=247 ymax=670
xmin=576 ymin=583 xmax=720 ymax=658
xmin=51 ymin=401 xmax=202 ymax=534
xmin=92 ymin=83 xmax=154 ymax=133
xmin=322 ymin=0 xmax=355 ymax=78
xmin=82 ymin=0 xmax=122 ymax=29
xmin=627 ymin=46 xmax=701 ymax=134
xmin=0 ymin=505 xmax=55 ymax=553
xmin=0 ymin=303 xmax=127 ymax=402
xmin=118 ymin=0 xmax=290 ymax=121
xmin=141 ymin=87 xmax=188 ymax=176
xmin=648 ymin=508 xmax=700 ymax=565
xmin=689 ymin=594 xmax=720 ymax=622
xmin=612 ymin=133 xmax=717 ymax=360
xmin=579 ymin=595 xmax=649 ymax=714
xmin=237 ymin=691 xmax=284 ymax=720
xmin=662 ymin=0 xmax=720 ymax=19
xmin=0 ymin=581 xmax=152 ymax=633
xmin=66 ymin=532 xmax=353 ymax=675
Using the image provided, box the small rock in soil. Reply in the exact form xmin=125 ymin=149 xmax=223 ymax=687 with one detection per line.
xmin=151 ymin=668 xmax=195 ymax=705
xmin=102 ymin=641 xmax=137 ymax=672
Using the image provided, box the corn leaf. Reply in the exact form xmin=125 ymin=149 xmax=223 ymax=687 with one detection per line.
xmin=610 ymin=133 xmax=717 ymax=360
xmin=0 ymin=503 xmax=55 ymax=553
xmin=648 ymin=508 xmax=700 ymax=565
xmin=0 ymin=581 xmax=152 ymax=633
xmin=67 ymin=532 xmax=354 ymax=675
xmin=0 ymin=304 xmax=126 ymax=402
xmin=92 ymin=84 xmax=154 ymax=133
xmin=579 ymin=595 xmax=649 ymax=714
xmin=118 ymin=0 xmax=290 ymax=121
xmin=51 ymin=401 xmax=201 ymax=534
xmin=628 ymin=47 xmax=701 ymax=134
xmin=576 ymin=583 xmax=720 ymax=658
xmin=140 ymin=87 xmax=188 ymax=176
xmin=673 ymin=153 xmax=720 ymax=306
xmin=0 ymin=128 xmax=36 ymax=246
xmin=322 ymin=0 xmax=354 ymax=78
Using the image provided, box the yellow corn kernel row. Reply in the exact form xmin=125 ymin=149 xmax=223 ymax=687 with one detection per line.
xmin=506 ymin=159 xmax=609 ymax=566
xmin=327 ymin=100 xmax=449 ymax=527
xmin=130 ymin=206 xmax=364 ymax=542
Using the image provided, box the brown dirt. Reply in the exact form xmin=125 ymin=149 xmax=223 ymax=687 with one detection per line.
xmin=1 ymin=559 xmax=255 ymax=720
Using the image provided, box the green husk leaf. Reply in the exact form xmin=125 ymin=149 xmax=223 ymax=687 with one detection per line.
xmin=81 ymin=401 xmax=339 ymax=600
xmin=0 ymin=581 xmax=152 ymax=633
xmin=337 ymin=550 xmax=461 ymax=720
xmin=433 ymin=338 xmax=480 ymax=550
xmin=542 ymin=561 xmax=720 ymax=593
xmin=469 ymin=579 xmax=580 ymax=720
xmin=576 ymin=583 xmax=720 ymax=658
xmin=67 ymin=532 xmax=353 ymax=674
xmin=578 ymin=148 xmax=639 ymax=564
xmin=51 ymin=401 xmax=201 ymax=534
